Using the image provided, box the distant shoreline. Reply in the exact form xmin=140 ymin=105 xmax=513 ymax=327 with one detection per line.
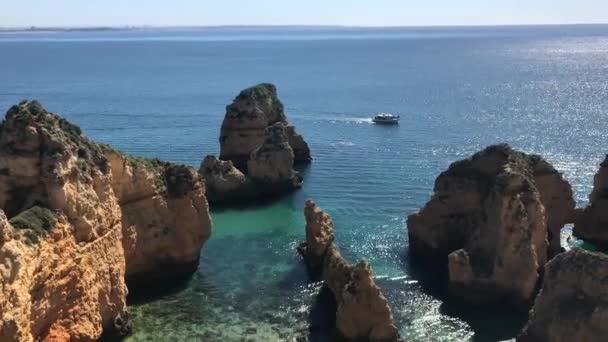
xmin=1 ymin=23 xmax=607 ymax=33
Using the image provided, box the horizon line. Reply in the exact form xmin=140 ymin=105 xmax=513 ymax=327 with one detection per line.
xmin=1 ymin=22 xmax=607 ymax=32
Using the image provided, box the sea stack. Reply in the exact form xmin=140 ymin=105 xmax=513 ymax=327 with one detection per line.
xmin=219 ymin=83 xmax=311 ymax=169
xmin=407 ymin=144 xmax=575 ymax=307
xmin=574 ymin=155 xmax=608 ymax=248
xmin=201 ymin=83 xmax=311 ymax=204
xmin=298 ymin=200 xmax=399 ymax=342
xmin=0 ymin=101 xmax=212 ymax=341
xmin=517 ymin=249 xmax=608 ymax=342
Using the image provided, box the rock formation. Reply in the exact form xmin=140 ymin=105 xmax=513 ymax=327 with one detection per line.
xmin=199 ymin=155 xmax=254 ymax=203
xmin=247 ymin=122 xmax=302 ymax=191
xmin=574 ymin=155 xmax=608 ymax=249
xmin=518 ymin=249 xmax=608 ymax=342
xmin=299 ymin=200 xmax=399 ymax=342
xmin=202 ymin=84 xmax=310 ymax=204
xmin=0 ymin=100 xmax=212 ymax=341
xmin=219 ymin=83 xmax=311 ymax=169
xmin=407 ymin=144 xmax=575 ymax=307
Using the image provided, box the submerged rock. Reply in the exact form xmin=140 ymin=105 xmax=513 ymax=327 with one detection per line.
xmin=202 ymin=84 xmax=309 ymax=204
xmin=574 ymin=155 xmax=608 ymax=249
xmin=518 ymin=249 xmax=608 ymax=342
xmin=299 ymin=200 xmax=399 ymax=341
xmin=407 ymin=144 xmax=574 ymax=307
xmin=0 ymin=101 xmax=212 ymax=340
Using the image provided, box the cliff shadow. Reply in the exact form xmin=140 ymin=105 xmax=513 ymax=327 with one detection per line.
xmin=400 ymin=246 xmax=528 ymax=342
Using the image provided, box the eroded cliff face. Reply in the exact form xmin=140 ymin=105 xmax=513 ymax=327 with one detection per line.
xmin=0 ymin=101 xmax=212 ymax=341
xmin=199 ymin=155 xmax=254 ymax=203
xmin=105 ymin=150 xmax=212 ymax=284
xmin=0 ymin=101 xmax=128 ymax=341
xmin=407 ymin=144 xmax=574 ymax=306
xmin=574 ymin=156 xmax=608 ymax=248
xmin=247 ymin=122 xmax=301 ymax=190
xmin=518 ymin=249 xmax=608 ymax=342
xmin=219 ymin=83 xmax=311 ymax=169
xmin=203 ymin=83 xmax=309 ymax=204
xmin=299 ymin=200 xmax=399 ymax=342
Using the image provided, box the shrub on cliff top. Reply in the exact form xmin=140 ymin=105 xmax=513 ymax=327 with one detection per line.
xmin=9 ymin=206 xmax=57 ymax=244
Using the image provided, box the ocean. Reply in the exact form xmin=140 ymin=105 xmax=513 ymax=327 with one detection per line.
xmin=1 ymin=25 xmax=607 ymax=341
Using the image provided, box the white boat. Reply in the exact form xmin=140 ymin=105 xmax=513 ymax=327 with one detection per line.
xmin=372 ymin=113 xmax=399 ymax=124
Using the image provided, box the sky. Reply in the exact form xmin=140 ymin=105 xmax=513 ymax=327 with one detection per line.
xmin=1 ymin=0 xmax=607 ymax=28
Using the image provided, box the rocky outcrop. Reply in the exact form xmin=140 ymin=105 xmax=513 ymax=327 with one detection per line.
xmin=530 ymin=156 xmax=576 ymax=255
xmin=299 ymin=200 xmax=399 ymax=341
xmin=105 ymin=150 xmax=212 ymax=285
xmin=202 ymin=84 xmax=310 ymax=205
xmin=407 ymin=144 xmax=574 ymax=307
xmin=247 ymin=122 xmax=302 ymax=191
xmin=199 ymin=155 xmax=255 ymax=203
xmin=518 ymin=249 xmax=608 ymax=342
xmin=219 ymin=83 xmax=311 ymax=169
xmin=0 ymin=101 xmax=212 ymax=341
xmin=574 ymin=155 xmax=608 ymax=249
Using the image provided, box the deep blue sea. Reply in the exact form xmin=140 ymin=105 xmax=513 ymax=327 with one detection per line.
xmin=1 ymin=25 xmax=607 ymax=341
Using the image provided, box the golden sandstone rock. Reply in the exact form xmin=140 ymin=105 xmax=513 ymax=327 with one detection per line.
xmin=201 ymin=84 xmax=309 ymax=205
xmin=408 ymin=144 xmax=574 ymax=307
xmin=0 ymin=101 xmax=212 ymax=341
xmin=518 ymin=249 xmax=608 ymax=342
xmin=299 ymin=200 xmax=399 ymax=342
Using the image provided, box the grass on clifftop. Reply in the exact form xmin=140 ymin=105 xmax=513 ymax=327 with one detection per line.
xmin=9 ymin=206 xmax=57 ymax=245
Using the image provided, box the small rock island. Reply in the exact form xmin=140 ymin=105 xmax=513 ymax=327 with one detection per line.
xmin=200 ymin=83 xmax=311 ymax=205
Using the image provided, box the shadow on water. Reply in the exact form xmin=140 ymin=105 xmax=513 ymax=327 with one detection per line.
xmin=400 ymin=247 xmax=528 ymax=342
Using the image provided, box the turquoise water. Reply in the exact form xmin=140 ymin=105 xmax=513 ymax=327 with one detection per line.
xmin=1 ymin=26 xmax=607 ymax=341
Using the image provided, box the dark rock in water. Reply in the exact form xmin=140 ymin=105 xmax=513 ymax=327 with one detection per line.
xmin=517 ymin=249 xmax=608 ymax=342
xmin=299 ymin=200 xmax=399 ymax=342
xmin=407 ymin=144 xmax=575 ymax=308
xmin=574 ymin=155 xmax=608 ymax=249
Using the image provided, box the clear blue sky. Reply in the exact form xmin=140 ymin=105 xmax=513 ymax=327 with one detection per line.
xmin=1 ymin=0 xmax=607 ymax=27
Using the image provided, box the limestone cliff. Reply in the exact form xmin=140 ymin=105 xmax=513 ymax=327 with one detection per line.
xmin=299 ymin=200 xmax=399 ymax=342
xmin=105 ymin=150 xmax=212 ymax=284
xmin=574 ymin=155 xmax=608 ymax=249
xmin=518 ymin=249 xmax=608 ymax=342
xmin=0 ymin=101 xmax=212 ymax=341
xmin=219 ymin=83 xmax=311 ymax=170
xmin=407 ymin=144 xmax=574 ymax=307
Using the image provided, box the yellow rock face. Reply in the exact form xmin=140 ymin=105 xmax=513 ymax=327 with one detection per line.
xmin=0 ymin=100 xmax=212 ymax=341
